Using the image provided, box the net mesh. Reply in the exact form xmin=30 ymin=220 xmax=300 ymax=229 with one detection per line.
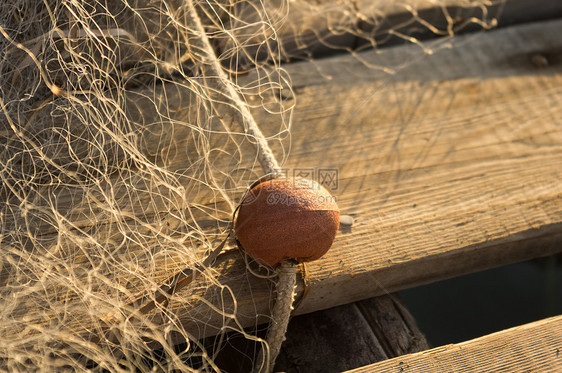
xmin=0 ymin=0 xmax=502 ymax=371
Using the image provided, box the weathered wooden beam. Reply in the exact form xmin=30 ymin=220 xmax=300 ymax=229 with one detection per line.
xmin=346 ymin=314 xmax=562 ymax=372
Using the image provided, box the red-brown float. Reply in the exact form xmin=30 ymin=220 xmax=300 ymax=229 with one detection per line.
xmin=234 ymin=177 xmax=340 ymax=266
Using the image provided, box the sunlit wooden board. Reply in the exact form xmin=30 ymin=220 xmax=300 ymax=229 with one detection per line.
xmin=345 ymin=315 xmax=562 ymax=372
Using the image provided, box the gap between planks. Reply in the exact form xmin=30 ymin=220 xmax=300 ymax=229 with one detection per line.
xmin=274 ymin=294 xmax=430 ymax=373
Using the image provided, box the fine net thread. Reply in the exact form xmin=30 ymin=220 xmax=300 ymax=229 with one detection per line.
xmin=0 ymin=0 xmax=502 ymax=371
xmin=183 ymin=0 xmax=282 ymax=178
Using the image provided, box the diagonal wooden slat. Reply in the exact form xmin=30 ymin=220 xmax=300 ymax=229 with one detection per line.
xmin=345 ymin=314 xmax=562 ymax=372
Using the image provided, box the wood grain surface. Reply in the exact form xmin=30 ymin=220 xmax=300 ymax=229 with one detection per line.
xmin=346 ymin=315 xmax=562 ymax=372
xmin=277 ymin=17 xmax=562 ymax=315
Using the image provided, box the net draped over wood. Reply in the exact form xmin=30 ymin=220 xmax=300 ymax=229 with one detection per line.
xmin=0 ymin=0 xmax=501 ymax=371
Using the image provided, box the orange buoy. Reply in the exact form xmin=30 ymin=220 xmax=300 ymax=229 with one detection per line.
xmin=235 ymin=177 xmax=340 ymax=266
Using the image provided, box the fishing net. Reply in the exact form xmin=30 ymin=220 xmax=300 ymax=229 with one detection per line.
xmin=0 ymin=0 xmax=502 ymax=371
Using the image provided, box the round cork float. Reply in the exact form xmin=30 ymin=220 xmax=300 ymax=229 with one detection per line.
xmin=234 ymin=177 xmax=340 ymax=266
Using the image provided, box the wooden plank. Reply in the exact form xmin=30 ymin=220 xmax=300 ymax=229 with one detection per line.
xmin=274 ymin=294 xmax=430 ymax=372
xmin=279 ymin=17 xmax=562 ymax=315
xmin=3 ymin=17 xmax=562 ymax=351
xmin=345 ymin=315 xmax=562 ymax=372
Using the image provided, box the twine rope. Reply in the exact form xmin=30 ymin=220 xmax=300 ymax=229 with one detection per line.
xmin=184 ymin=0 xmax=282 ymax=178
xmin=185 ymin=2 xmax=294 ymax=372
